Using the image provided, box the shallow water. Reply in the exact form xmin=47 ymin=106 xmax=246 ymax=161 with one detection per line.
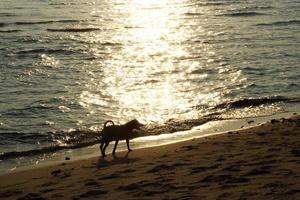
xmin=0 ymin=0 xmax=300 ymax=164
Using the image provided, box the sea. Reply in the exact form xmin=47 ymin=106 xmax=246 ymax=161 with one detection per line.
xmin=0 ymin=0 xmax=299 ymax=173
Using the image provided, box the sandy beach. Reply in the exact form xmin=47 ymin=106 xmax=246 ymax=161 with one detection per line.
xmin=0 ymin=115 xmax=299 ymax=200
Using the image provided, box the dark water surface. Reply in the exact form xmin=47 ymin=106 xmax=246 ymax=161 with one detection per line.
xmin=0 ymin=0 xmax=299 ymax=162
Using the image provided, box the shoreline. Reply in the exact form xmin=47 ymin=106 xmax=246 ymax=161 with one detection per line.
xmin=0 ymin=111 xmax=298 ymax=175
xmin=0 ymin=115 xmax=299 ymax=199
xmin=0 ymin=111 xmax=297 ymax=175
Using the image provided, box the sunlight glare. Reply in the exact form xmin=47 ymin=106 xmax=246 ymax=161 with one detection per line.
xmin=79 ymin=0 xmax=230 ymax=123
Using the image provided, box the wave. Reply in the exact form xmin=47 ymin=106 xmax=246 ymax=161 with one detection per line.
xmin=48 ymin=3 xmax=67 ymax=6
xmin=14 ymin=19 xmax=86 ymax=25
xmin=0 ymin=19 xmax=95 ymax=26
xmin=0 ymin=141 xmax=99 ymax=160
xmin=0 ymin=19 xmax=94 ymax=27
xmin=286 ymin=83 xmax=300 ymax=90
xmin=244 ymin=5 xmax=273 ymax=10
xmin=220 ymin=11 xmax=265 ymax=17
xmin=47 ymin=28 xmax=100 ymax=32
xmin=197 ymin=2 xmax=230 ymax=6
xmin=100 ymin=42 xmax=122 ymax=46
xmin=184 ymin=12 xmax=203 ymax=16
xmin=0 ymin=30 xmax=21 ymax=33
xmin=0 ymin=132 xmax=50 ymax=143
xmin=214 ymin=96 xmax=300 ymax=109
xmin=15 ymin=48 xmax=76 ymax=56
xmin=0 ymin=13 xmax=18 ymax=17
xmin=0 ymin=128 xmax=101 ymax=160
xmin=256 ymin=20 xmax=300 ymax=26
xmin=3 ymin=105 xmax=53 ymax=117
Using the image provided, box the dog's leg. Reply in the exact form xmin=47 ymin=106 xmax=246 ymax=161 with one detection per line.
xmin=112 ymin=139 xmax=119 ymax=155
xmin=102 ymin=142 xmax=110 ymax=157
xmin=126 ymin=139 xmax=132 ymax=151
xmin=100 ymin=142 xmax=104 ymax=156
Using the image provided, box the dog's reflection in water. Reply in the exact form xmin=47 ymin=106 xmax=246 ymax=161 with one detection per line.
xmin=97 ymin=151 xmax=140 ymax=169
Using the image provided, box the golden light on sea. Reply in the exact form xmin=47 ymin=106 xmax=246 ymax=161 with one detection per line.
xmin=78 ymin=0 xmax=194 ymax=123
xmin=79 ymin=0 xmax=243 ymax=123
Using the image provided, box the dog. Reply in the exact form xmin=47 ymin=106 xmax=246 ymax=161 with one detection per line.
xmin=99 ymin=119 xmax=143 ymax=157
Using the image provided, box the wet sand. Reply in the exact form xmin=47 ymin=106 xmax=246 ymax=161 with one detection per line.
xmin=0 ymin=115 xmax=299 ymax=200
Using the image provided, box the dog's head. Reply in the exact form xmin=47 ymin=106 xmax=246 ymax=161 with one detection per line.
xmin=126 ymin=119 xmax=144 ymax=130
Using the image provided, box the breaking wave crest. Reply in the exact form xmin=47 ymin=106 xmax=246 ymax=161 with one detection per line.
xmin=214 ymin=96 xmax=299 ymax=109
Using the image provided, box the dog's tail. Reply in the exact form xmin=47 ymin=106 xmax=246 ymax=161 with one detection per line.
xmin=95 ymin=120 xmax=114 ymax=142
xmin=103 ymin=120 xmax=114 ymax=128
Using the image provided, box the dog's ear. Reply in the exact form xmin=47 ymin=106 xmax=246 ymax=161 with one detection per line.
xmin=127 ymin=119 xmax=140 ymax=129
xmin=138 ymin=121 xmax=144 ymax=127
xmin=134 ymin=119 xmax=144 ymax=128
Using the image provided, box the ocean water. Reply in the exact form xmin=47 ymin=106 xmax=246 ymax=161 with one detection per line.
xmin=0 ymin=0 xmax=300 ymax=168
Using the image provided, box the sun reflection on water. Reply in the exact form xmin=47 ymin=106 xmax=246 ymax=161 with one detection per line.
xmin=79 ymin=0 xmax=246 ymax=123
xmin=111 ymin=0 xmax=193 ymax=122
